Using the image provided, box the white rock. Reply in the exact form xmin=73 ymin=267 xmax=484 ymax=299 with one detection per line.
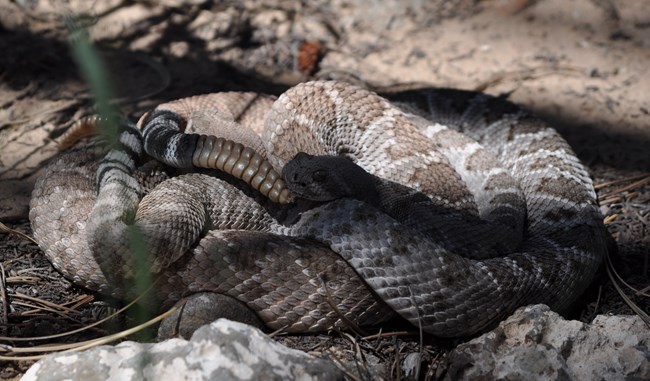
xmin=22 ymin=319 xmax=343 ymax=381
xmin=439 ymin=304 xmax=650 ymax=381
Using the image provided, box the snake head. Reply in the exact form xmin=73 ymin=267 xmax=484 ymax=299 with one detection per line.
xmin=282 ymin=152 xmax=377 ymax=202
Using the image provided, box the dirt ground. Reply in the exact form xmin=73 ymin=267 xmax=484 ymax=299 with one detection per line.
xmin=0 ymin=0 xmax=648 ymax=379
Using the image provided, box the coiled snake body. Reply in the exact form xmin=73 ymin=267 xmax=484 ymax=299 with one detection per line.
xmin=30 ymin=81 xmax=606 ymax=337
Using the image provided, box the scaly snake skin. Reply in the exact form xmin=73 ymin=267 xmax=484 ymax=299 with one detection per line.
xmin=30 ymin=81 xmax=606 ymax=337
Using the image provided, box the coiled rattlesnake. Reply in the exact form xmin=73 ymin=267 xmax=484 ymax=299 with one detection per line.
xmin=30 ymin=81 xmax=606 ymax=337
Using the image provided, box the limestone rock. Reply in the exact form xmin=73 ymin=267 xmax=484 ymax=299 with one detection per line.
xmin=22 ymin=319 xmax=344 ymax=381
xmin=439 ymin=304 xmax=650 ymax=381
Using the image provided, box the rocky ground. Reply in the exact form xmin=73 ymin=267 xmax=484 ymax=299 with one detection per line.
xmin=0 ymin=0 xmax=648 ymax=379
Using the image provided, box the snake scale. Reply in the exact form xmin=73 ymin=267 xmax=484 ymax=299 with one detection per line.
xmin=30 ymin=81 xmax=606 ymax=337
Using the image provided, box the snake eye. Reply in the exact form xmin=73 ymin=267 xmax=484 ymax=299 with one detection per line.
xmin=312 ymin=169 xmax=327 ymax=183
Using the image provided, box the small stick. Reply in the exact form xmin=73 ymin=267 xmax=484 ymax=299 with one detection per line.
xmin=594 ymin=173 xmax=650 ymax=190
xmin=599 ymin=175 xmax=650 ymax=199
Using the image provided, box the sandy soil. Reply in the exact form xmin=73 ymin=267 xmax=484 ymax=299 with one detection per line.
xmin=0 ymin=0 xmax=648 ymax=379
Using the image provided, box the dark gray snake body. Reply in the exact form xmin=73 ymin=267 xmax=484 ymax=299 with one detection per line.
xmin=30 ymin=81 xmax=606 ymax=337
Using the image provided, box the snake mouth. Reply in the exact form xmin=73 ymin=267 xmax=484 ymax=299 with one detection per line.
xmin=282 ymin=152 xmax=369 ymax=203
xmin=282 ymin=153 xmax=323 ymax=201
